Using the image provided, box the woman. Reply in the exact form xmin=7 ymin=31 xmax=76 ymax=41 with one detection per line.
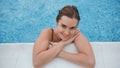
xmin=33 ymin=5 xmax=95 ymax=68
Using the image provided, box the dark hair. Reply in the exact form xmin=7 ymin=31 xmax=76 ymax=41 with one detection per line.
xmin=56 ymin=5 xmax=80 ymax=23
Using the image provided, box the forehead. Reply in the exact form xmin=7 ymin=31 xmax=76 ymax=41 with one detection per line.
xmin=59 ymin=16 xmax=78 ymax=27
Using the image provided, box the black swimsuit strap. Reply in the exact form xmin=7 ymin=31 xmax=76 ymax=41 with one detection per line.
xmin=51 ymin=28 xmax=54 ymax=41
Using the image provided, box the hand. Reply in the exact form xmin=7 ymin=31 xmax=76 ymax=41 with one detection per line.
xmin=60 ymin=29 xmax=80 ymax=46
xmin=48 ymin=29 xmax=80 ymax=52
xmin=49 ymin=42 xmax=66 ymax=57
xmin=58 ymin=51 xmax=66 ymax=57
xmin=49 ymin=42 xmax=57 ymax=49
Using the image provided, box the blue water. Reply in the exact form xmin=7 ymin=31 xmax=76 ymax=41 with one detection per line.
xmin=0 ymin=0 xmax=120 ymax=43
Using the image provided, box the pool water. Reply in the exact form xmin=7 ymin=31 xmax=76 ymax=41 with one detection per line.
xmin=0 ymin=0 xmax=120 ymax=43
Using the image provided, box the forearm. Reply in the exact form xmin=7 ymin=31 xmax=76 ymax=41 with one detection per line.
xmin=58 ymin=51 xmax=95 ymax=68
xmin=33 ymin=42 xmax=65 ymax=67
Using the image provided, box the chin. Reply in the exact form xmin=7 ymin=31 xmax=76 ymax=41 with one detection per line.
xmin=59 ymin=33 xmax=70 ymax=41
xmin=61 ymin=36 xmax=69 ymax=41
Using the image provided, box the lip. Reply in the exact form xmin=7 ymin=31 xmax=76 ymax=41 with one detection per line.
xmin=62 ymin=33 xmax=69 ymax=38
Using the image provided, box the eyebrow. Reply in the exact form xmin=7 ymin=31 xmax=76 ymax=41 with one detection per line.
xmin=61 ymin=23 xmax=77 ymax=28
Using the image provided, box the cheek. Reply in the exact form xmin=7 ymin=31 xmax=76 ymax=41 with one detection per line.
xmin=71 ymin=31 xmax=74 ymax=34
xmin=58 ymin=27 xmax=64 ymax=33
xmin=70 ymin=30 xmax=75 ymax=35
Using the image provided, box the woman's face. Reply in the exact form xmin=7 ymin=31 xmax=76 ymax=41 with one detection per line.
xmin=57 ymin=16 xmax=78 ymax=41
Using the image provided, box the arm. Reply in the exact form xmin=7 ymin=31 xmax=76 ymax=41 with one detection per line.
xmin=58 ymin=32 xmax=95 ymax=68
xmin=32 ymin=29 xmax=66 ymax=68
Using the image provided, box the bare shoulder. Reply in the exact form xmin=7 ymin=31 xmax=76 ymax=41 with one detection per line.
xmin=75 ymin=31 xmax=89 ymax=43
xmin=33 ymin=28 xmax=52 ymax=55
xmin=36 ymin=28 xmax=52 ymax=42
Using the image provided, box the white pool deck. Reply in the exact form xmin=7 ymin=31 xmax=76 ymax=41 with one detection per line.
xmin=0 ymin=42 xmax=120 ymax=68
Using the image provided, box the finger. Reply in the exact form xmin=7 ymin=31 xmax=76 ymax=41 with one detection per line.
xmin=68 ymin=29 xmax=80 ymax=41
xmin=70 ymin=33 xmax=79 ymax=41
xmin=73 ymin=32 xmax=80 ymax=40
xmin=49 ymin=45 xmax=53 ymax=48
xmin=49 ymin=42 xmax=54 ymax=45
xmin=75 ymin=29 xmax=80 ymax=34
xmin=73 ymin=30 xmax=80 ymax=37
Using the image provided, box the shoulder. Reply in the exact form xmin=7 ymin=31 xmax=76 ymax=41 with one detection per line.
xmin=41 ymin=28 xmax=52 ymax=33
xmin=37 ymin=28 xmax=53 ymax=41
xmin=40 ymin=28 xmax=53 ymax=36
xmin=74 ymin=31 xmax=89 ymax=43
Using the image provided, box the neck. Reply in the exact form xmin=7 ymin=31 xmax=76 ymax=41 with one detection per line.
xmin=54 ymin=28 xmax=62 ymax=42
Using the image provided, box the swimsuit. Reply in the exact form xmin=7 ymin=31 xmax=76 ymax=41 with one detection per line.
xmin=51 ymin=28 xmax=54 ymax=41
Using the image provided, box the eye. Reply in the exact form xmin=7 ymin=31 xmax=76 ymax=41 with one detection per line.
xmin=61 ymin=24 xmax=66 ymax=29
xmin=70 ymin=27 xmax=76 ymax=30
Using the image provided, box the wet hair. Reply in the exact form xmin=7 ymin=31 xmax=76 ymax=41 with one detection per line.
xmin=56 ymin=5 xmax=80 ymax=23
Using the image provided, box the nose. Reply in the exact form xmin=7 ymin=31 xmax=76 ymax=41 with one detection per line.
xmin=64 ymin=29 xmax=70 ymax=35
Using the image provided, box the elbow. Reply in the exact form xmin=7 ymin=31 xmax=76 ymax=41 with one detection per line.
xmin=87 ymin=57 xmax=96 ymax=68
xmin=33 ymin=61 xmax=39 ymax=68
xmin=33 ymin=59 xmax=40 ymax=68
xmin=33 ymin=59 xmax=43 ymax=68
xmin=33 ymin=56 xmax=43 ymax=68
xmin=33 ymin=54 xmax=39 ymax=68
xmin=77 ymin=56 xmax=96 ymax=68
